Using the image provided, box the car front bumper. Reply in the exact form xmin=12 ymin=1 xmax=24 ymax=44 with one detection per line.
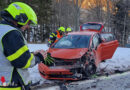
xmin=38 ymin=62 xmax=79 ymax=80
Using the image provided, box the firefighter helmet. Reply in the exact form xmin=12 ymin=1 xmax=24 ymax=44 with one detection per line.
xmin=58 ymin=26 xmax=65 ymax=32
xmin=66 ymin=27 xmax=72 ymax=32
xmin=5 ymin=2 xmax=37 ymax=26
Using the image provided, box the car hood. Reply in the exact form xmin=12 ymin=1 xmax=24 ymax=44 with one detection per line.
xmin=48 ymin=48 xmax=88 ymax=59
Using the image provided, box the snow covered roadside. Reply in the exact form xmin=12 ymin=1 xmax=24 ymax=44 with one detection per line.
xmin=27 ymin=44 xmax=130 ymax=85
xmin=97 ymin=47 xmax=130 ymax=72
xmin=28 ymin=44 xmax=48 ymax=84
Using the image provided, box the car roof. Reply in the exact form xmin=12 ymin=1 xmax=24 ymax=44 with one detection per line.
xmin=68 ymin=31 xmax=98 ymax=36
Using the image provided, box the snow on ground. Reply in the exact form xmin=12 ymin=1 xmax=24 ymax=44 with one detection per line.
xmin=27 ymin=44 xmax=130 ymax=84
xmin=98 ymin=47 xmax=130 ymax=72
xmin=28 ymin=44 xmax=48 ymax=51
xmin=28 ymin=44 xmax=49 ymax=84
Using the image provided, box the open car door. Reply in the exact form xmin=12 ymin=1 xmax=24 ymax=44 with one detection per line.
xmin=99 ymin=33 xmax=119 ymax=61
xmin=90 ymin=33 xmax=119 ymax=65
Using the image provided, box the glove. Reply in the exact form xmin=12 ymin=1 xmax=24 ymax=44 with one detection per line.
xmin=44 ymin=53 xmax=54 ymax=65
xmin=35 ymin=52 xmax=54 ymax=66
xmin=35 ymin=52 xmax=44 ymax=62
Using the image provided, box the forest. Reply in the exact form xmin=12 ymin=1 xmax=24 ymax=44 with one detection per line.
xmin=0 ymin=0 xmax=129 ymax=46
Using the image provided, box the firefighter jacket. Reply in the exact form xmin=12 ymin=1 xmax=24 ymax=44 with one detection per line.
xmin=0 ymin=21 xmax=40 ymax=89
xmin=49 ymin=31 xmax=63 ymax=45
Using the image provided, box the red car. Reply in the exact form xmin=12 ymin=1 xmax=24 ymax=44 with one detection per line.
xmin=39 ymin=23 xmax=119 ymax=80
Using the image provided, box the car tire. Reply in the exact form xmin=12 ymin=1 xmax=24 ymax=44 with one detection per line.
xmin=84 ymin=59 xmax=96 ymax=77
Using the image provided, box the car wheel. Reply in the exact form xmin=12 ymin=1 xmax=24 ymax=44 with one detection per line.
xmin=84 ymin=59 xmax=96 ymax=77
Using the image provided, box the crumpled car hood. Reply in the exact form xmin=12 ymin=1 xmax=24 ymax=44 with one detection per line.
xmin=48 ymin=48 xmax=88 ymax=59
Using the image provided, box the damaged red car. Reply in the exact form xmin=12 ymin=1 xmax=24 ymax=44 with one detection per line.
xmin=39 ymin=23 xmax=119 ymax=81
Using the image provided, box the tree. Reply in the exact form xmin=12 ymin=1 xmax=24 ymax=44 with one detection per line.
xmin=80 ymin=0 xmax=106 ymax=23
xmin=72 ymin=0 xmax=83 ymax=31
xmin=51 ymin=0 xmax=82 ymax=31
xmin=113 ymin=0 xmax=129 ymax=46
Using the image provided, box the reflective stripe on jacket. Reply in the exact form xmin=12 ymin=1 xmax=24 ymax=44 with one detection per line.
xmin=0 ymin=86 xmax=21 ymax=90
xmin=0 ymin=24 xmax=36 ymax=86
xmin=49 ymin=30 xmax=63 ymax=44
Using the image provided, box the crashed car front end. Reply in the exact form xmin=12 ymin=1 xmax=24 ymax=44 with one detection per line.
xmin=39 ymin=58 xmax=84 ymax=80
xmin=39 ymin=48 xmax=91 ymax=80
xmin=38 ymin=34 xmax=93 ymax=80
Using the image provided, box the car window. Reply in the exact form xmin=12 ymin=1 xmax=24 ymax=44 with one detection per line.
xmin=82 ymin=23 xmax=101 ymax=30
xmin=52 ymin=35 xmax=91 ymax=49
xmin=91 ymin=34 xmax=100 ymax=48
xmin=100 ymin=33 xmax=115 ymax=42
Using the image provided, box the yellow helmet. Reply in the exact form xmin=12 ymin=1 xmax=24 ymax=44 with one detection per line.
xmin=5 ymin=2 xmax=37 ymax=26
xmin=66 ymin=27 xmax=72 ymax=32
xmin=58 ymin=26 xmax=65 ymax=32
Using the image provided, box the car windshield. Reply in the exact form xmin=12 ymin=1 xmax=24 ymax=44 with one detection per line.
xmin=52 ymin=35 xmax=90 ymax=49
xmin=82 ymin=23 xmax=101 ymax=30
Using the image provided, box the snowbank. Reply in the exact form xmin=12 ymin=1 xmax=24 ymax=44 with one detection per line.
xmin=98 ymin=47 xmax=130 ymax=72
xmin=28 ymin=44 xmax=48 ymax=84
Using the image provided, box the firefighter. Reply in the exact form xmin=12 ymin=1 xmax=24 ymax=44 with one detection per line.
xmin=48 ymin=26 xmax=65 ymax=46
xmin=66 ymin=27 xmax=72 ymax=35
xmin=0 ymin=2 xmax=53 ymax=90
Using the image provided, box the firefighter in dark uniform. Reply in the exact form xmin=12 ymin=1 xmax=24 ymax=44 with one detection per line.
xmin=48 ymin=26 xmax=65 ymax=46
xmin=0 ymin=2 xmax=53 ymax=90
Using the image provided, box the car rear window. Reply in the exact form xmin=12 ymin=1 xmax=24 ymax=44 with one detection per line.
xmin=52 ymin=35 xmax=91 ymax=49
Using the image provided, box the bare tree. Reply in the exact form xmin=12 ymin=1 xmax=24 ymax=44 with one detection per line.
xmin=112 ymin=0 xmax=129 ymax=46
xmin=51 ymin=0 xmax=82 ymax=31
xmin=81 ymin=0 xmax=105 ymax=23
xmin=72 ymin=0 xmax=83 ymax=31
